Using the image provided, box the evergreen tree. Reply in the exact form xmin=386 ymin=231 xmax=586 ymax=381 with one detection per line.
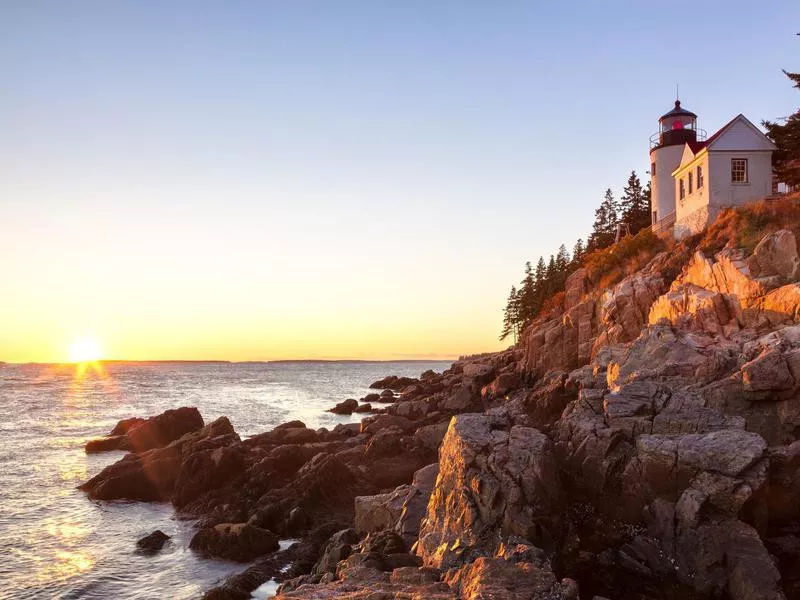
xmin=544 ymin=255 xmax=557 ymax=298
xmin=518 ymin=261 xmax=535 ymax=324
xmin=572 ymin=238 xmax=585 ymax=265
xmin=763 ymin=66 xmax=800 ymax=187
xmin=500 ymin=285 xmax=518 ymax=342
xmin=555 ymin=244 xmax=570 ymax=289
xmin=618 ymin=171 xmax=651 ymax=234
xmin=532 ymin=257 xmax=547 ymax=316
xmin=588 ymin=188 xmax=619 ymax=250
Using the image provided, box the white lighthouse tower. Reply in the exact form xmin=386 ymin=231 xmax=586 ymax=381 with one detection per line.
xmin=649 ymin=100 xmax=705 ymax=231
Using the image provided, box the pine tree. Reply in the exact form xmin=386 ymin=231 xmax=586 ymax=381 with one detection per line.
xmin=544 ymin=255 xmax=557 ymax=298
xmin=572 ymin=238 xmax=585 ymax=265
xmin=588 ymin=188 xmax=619 ymax=250
xmin=618 ymin=171 xmax=651 ymax=234
xmin=500 ymin=285 xmax=518 ymax=342
xmin=532 ymin=257 xmax=547 ymax=316
xmin=555 ymin=244 xmax=570 ymax=289
xmin=763 ymin=67 xmax=800 ymax=187
xmin=518 ymin=261 xmax=536 ymax=324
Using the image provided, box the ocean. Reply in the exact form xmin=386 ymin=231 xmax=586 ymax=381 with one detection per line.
xmin=0 ymin=360 xmax=451 ymax=600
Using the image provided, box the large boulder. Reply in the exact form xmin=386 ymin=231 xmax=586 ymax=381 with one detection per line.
xmin=396 ymin=463 xmax=439 ymax=545
xmin=747 ymin=229 xmax=800 ymax=281
xmin=354 ymin=485 xmax=410 ymax=535
xmin=417 ymin=414 xmax=561 ymax=569
xmin=125 ymin=406 xmax=205 ymax=452
xmin=85 ymin=407 xmax=204 ymax=454
xmin=190 ymin=522 xmax=279 ymax=562
xmin=79 ymin=416 xmax=239 ymax=502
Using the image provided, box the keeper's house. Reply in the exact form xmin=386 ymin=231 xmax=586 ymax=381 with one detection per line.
xmin=649 ymin=101 xmax=778 ymax=239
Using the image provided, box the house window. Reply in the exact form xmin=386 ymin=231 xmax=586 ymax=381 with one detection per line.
xmin=688 ymin=172 xmax=693 ymax=194
xmin=731 ymin=158 xmax=748 ymax=183
xmin=679 ymin=178 xmax=685 ymax=200
xmin=697 ymin=165 xmax=704 ymax=188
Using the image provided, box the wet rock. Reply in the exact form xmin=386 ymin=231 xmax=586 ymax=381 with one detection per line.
xmin=109 ymin=416 xmax=146 ymax=436
xmin=84 ymin=408 xmax=203 ymax=454
xmin=125 ymin=406 xmax=205 ymax=452
xmin=136 ymin=530 xmax=170 ymax=555
xmin=190 ymin=522 xmax=279 ymax=562
xmin=353 ymin=403 xmax=372 ymax=413
xmin=369 ymin=376 xmax=418 ymax=391
xmin=85 ymin=435 xmax=129 ymax=453
xmin=79 ymin=416 xmax=239 ymax=502
xmin=328 ymin=399 xmax=359 ymax=415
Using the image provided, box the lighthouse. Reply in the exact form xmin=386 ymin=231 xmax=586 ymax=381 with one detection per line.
xmin=649 ymin=100 xmax=705 ymax=230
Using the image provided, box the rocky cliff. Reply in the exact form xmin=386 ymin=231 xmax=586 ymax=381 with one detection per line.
xmin=79 ymin=201 xmax=800 ymax=599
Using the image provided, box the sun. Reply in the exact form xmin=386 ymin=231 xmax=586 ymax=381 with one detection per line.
xmin=68 ymin=337 xmax=103 ymax=363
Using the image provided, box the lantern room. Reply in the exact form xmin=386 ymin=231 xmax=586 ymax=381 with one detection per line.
xmin=650 ymin=100 xmax=705 ymax=149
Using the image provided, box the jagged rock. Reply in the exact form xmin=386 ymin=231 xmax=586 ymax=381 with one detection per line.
xmin=444 ymin=557 xmax=570 ymax=600
xmin=190 ymin=522 xmax=279 ymax=562
xmin=364 ymin=427 xmax=403 ymax=460
xmin=747 ymin=229 xmax=800 ymax=280
xmin=313 ymin=528 xmax=360 ymax=575
xmin=354 ymin=485 xmax=410 ymax=534
xmin=369 ymin=376 xmax=417 ymax=391
xmin=136 ymin=530 xmax=170 ymax=555
xmin=741 ymin=347 xmax=795 ymax=392
xmin=79 ymin=416 xmax=239 ymax=502
xmin=417 ymin=414 xmax=561 ymax=569
xmin=110 ymin=416 xmax=146 ymax=436
xmin=461 ymin=363 xmax=495 ymax=385
xmin=440 ymin=384 xmax=481 ymax=412
xmin=481 ymin=372 xmax=521 ymax=399
xmin=360 ymin=415 xmax=414 ymax=435
xmin=414 ymin=421 xmax=450 ymax=453
xmin=85 ymin=407 xmax=203 ymax=454
xmin=396 ymin=463 xmax=439 ymax=545
xmin=173 ymin=443 xmax=246 ymax=508
xmin=125 ymin=407 xmax=204 ymax=452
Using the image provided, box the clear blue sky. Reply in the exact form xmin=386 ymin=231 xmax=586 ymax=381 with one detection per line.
xmin=1 ymin=1 xmax=798 ymax=361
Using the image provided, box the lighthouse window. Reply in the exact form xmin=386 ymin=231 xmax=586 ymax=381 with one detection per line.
xmin=697 ymin=165 xmax=704 ymax=188
xmin=731 ymin=159 xmax=748 ymax=183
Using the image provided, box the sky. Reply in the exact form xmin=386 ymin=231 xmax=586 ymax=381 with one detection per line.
xmin=1 ymin=1 xmax=798 ymax=363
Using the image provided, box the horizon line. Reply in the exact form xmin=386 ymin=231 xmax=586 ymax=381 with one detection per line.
xmin=0 ymin=357 xmax=459 ymax=366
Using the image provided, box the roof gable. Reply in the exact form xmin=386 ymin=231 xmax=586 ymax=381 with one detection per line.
xmin=707 ymin=114 xmax=777 ymax=152
xmin=674 ymin=141 xmax=708 ymax=175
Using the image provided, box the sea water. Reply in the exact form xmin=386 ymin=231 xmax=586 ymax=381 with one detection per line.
xmin=0 ymin=360 xmax=450 ymax=599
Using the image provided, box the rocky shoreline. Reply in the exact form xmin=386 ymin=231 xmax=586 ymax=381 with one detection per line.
xmin=80 ymin=223 xmax=800 ymax=599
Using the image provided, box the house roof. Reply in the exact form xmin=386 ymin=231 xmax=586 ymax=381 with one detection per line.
xmin=660 ymin=100 xmax=697 ymax=121
xmin=672 ymin=113 xmax=776 ymax=177
xmin=704 ymin=114 xmax=741 ymax=146
xmin=686 ymin=140 xmax=708 ymax=154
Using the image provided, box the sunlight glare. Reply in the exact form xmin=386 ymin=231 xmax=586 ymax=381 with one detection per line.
xmin=68 ymin=338 xmax=103 ymax=363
